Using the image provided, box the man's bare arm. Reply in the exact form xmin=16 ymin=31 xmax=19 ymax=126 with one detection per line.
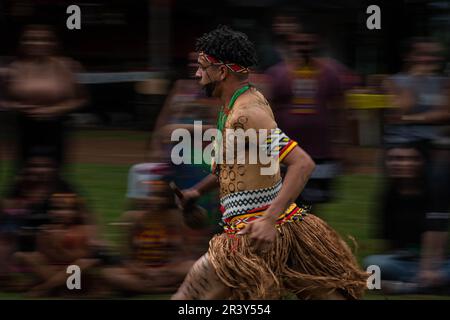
xmin=264 ymin=146 xmax=315 ymax=221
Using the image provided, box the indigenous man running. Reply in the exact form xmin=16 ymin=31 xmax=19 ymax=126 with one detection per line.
xmin=171 ymin=26 xmax=367 ymax=300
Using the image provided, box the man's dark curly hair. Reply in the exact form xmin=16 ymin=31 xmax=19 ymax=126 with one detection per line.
xmin=195 ymin=25 xmax=258 ymax=68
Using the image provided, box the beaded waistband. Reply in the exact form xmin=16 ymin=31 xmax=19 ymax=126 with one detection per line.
xmin=221 ymin=203 xmax=309 ymax=234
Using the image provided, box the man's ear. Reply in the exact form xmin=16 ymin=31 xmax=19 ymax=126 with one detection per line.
xmin=219 ymin=65 xmax=228 ymax=81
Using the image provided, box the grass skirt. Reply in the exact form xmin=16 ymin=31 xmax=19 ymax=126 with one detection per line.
xmin=208 ymin=213 xmax=368 ymax=299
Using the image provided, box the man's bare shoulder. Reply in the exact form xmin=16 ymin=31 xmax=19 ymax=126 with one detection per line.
xmin=229 ymin=89 xmax=276 ymax=130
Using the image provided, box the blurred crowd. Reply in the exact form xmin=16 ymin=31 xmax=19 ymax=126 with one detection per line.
xmin=0 ymin=9 xmax=449 ymax=298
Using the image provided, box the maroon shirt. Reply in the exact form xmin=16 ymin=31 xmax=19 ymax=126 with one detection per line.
xmin=265 ymin=58 xmax=344 ymax=159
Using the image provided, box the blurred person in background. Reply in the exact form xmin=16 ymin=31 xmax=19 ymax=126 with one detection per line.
xmin=1 ymin=154 xmax=74 ymax=243
xmin=364 ymin=143 xmax=450 ymax=294
xmin=146 ymin=52 xmax=221 ymax=234
xmin=381 ymin=39 xmax=450 ymax=293
xmin=383 ymin=38 xmax=449 ymax=147
xmin=125 ymin=55 xmax=221 ymax=289
xmin=0 ymin=151 xmax=84 ymax=291
xmin=100 ymin=180 xmax=197 ymax=296
xmin=271 ymin=9 xmax=301 ymax=66
xmin=383 ymin=38 xmax=449 ymax=165
xmin=265 ymin=20 xmax=350 ymax=210
xmin=13 ymin=193 xmax=101 ymax=297
xmin=149 ymin=51 xmax=219 ymax=162
xmin=1 ymin=24 xmax=87 ymax=170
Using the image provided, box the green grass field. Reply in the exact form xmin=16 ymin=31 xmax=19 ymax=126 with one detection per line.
xmin=0 ymin=135 xmax=448 ymax=300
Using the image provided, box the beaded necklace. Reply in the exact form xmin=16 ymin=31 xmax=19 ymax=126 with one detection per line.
xmin=211 ymin=85 xmax=250 ymax=174
xmin=216 ymin=85 xmax=250 ymax=132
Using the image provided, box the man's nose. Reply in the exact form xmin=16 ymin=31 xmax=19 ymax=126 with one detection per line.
xmin=195 ymin=68 xmax=202 ymax=79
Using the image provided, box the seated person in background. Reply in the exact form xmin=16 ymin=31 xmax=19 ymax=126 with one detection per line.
xmin=14 ymin=193 xmax=100 ymax=297
xmin=0 ymin=153 xmax=76 ymax=291
xmin=364 ymin=143 xmax=450 ymax=294
xmin=8 ymin=153 xmax=77 ymax=249
xmin=100 ymin=180 xmax=199 ymax=296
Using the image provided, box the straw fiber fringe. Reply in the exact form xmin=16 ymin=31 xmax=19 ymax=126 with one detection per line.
xmin=208 ymin=214 xmax=368 ymax=300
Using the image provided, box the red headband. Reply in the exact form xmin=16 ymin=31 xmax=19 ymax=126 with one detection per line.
xmin=200 ymin=52 xmax=249 ymax=73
